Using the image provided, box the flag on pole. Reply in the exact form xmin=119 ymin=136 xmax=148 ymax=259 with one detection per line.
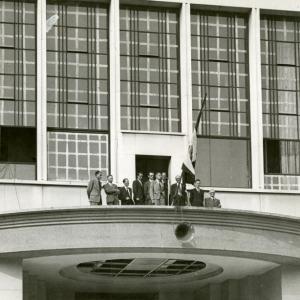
xmin=181 ymin=93 xmax=207 ymax=184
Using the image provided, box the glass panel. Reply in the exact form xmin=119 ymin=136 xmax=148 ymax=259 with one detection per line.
xmin=191 ymin=11 xmax=249 ymax=138
xmin=48 ymin=132 xmax=109 ymax=181
xmin=0 ymin=127 xmax=36 ymax=180
xmin=0 ymin=163 xmax=36 ymax=180
xmin=0 ymin=0 xmax=36 ymax=127
xmin=120 ymin=7 xmax=180 ymax=132
xmin=277 ymin=66 xmax=296 ymax=90
xmin=277 ymin=42 xmax=295 ymax=65
xmin=195 ymin=138 xmax=251 ymax=188
xmin=46 ymin=2 xmax=109 ymax=130
xmin=264 ymin=139 xmax=281 ymax=174
xmin=261 ymin=16 xmax=300 ymax=148
xmin=278 ymin=115 xmax=298 ymax=139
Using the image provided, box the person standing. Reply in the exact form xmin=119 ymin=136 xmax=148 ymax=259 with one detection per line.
xmin=162 ymin=172 xmax=169 ymax=205
xmin=132 ymin=172 xmax=144 ymax=205
xmin=87 ymin=170 xmax=103 ymax=206
xmin=150 ymin=172 xmax=165 ymax=205
xmin=189 ymin=179 xmax=205 ymax=207
xmin=119 ymin=178 xmax=134 ymax=205
xmin=143 ymin=172 xmax=154 ymax=205
xmin=103 ymin=175 xmax=120 ymax=205
xmin=169 ymin=175 xmax=187 ymax=206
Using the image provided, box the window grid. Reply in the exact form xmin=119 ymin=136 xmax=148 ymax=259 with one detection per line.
xmin=46 ymin=2 xmax=109 ymax=131
xmin=191 ymin=11 xmax=250 ymax=138
xmin=261 ymin=16 xmax=300 ymax=188
xmin=120 ymin=6 xmax=181 ymax=132
xmin=0 ymin=0 xmax=36 ymax=127
xmin=261 ymin=16 xmax=300 ymax=140
xmin=48 ymin=131 xmax=109 ymax=181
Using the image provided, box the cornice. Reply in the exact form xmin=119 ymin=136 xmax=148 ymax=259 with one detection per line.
xmin=0 ymin=207 xmax=299 ymax=236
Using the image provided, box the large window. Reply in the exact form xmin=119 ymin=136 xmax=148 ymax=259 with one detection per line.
xmin=261 ymin=16 xmax=300 ymax=187
xmin=0 ymin=0 xmax=36 ymax=179
xmin=191 ymin=11 xmax=250 ymax=188
xmin=120 ymin=6 xmax=181 ymax=132
xmin=46 ymin=1 xmax=109 ymax=181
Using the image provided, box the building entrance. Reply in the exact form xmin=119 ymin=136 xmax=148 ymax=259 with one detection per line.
xmin=135 ymin=155 xmax=170 ymax=183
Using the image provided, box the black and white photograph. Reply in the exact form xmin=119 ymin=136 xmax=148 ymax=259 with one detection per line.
xmin=0 ymin=0 xmax=299 ymax=299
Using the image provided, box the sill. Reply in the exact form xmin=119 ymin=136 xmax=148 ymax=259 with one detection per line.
xmin=120 ymin=130 xmax=186 ymax=136
xmin=0 ymin=179 xmax=87 ymax=187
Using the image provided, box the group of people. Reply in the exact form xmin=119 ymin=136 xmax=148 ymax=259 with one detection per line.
xmin=87 ymin=170 xmax=221 ymax=208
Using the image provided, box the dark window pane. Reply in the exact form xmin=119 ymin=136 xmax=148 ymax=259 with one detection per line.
xmin=264 ymin=139 xmax=281 ymax=174
xmin=0 ymin=127 xmax=36 ymax=163
xmin=195 ymin=138 xmax=251 ymax=188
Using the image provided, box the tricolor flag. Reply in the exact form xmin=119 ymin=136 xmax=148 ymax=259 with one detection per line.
xmin=181 ymin=93 xmax=207 ymax=184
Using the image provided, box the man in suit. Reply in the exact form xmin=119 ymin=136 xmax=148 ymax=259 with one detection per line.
xmin=169 ymin=175 xmax=187 ymax=206
xmin=204 ymin=189 xmax=221 ymax=208
xmin=143 ymin=172 xmax=154 ymax=205
xmin=189 ymin=179 xmax=205 ymax=207
xmin=162 ymin=172 xmax=169 ymax=205
xmin=103 ymin=175 xmax=120 ymax=205
xmin=150 ymin=172 xmax=165 ymax=205
xmin=132 ymin=172 xmax=144 ymax=205
xmin=119 ymin=178 xmax=134 ymax=205
xmin=87 ymin=170 xmax=103 ymax=206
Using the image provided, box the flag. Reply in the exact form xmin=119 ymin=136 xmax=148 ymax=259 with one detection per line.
xmin=46 ymin=15 xmax=59 ymax=33
xmin=181 ymin=93 xmax=207 ymax=184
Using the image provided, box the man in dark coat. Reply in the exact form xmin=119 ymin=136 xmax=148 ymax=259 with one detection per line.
xmin=162 ymin=172 xmax=169 ymax=205
xmin=132 ymin=172 xmax=144 ymax=205
xmin=119 ymin=178 xmax=134 ymax=205
xmin=169 ymin=175 xmax=187 ymax=206
xmin=87 ymin=170 xmax=103 ymax=205
xmin=189 ymin=179 xmax=205 ymax=207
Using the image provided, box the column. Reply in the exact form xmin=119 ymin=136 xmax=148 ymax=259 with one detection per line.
xmin=0 ymin=259 xmax=23 ymax=300
xmin=36 ymin=0 xmax=48 ymax=181
xmin=180 ymin=3 xmax=192 ymax=144
xmin=281 ymin=265 xmax=300 ymax=300
xmin=248 ymin=8 xmax=264 ymax=190
xmin=109 ymin=0 xmax=121 ymax=181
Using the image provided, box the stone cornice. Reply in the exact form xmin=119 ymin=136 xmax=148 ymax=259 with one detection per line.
xmin=0 ymin=207 xmax=299 ymax=235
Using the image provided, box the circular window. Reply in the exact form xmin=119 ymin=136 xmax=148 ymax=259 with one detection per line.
xmin=77 ymin=258 xmax=206 ymax=278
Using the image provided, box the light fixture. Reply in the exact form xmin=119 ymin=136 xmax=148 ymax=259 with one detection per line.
xmin=174 ymin=222 xmax=195 ymax=243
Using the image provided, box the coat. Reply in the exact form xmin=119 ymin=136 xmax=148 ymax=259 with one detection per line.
xmin=87 ymin=178 xmax=102 ymax=204
xmin=150 ymin=180 xmax=165 ymax=205
xmin=119 ymin=186 xmax=134 ymax=205
xmin=132 ymin=179 xmax=144 ymax=204
xmin=103 ymin=183 xmax=120 ymax=205
xmin=189 ymin=188 xmax=205 ymax=207
xmin=143 ymin=180 xmax=152 ymax=204
xmin=204 ymin=197 xmax=221 ymax=208
xmin=169 ymin=183 xmax=187 ymax=206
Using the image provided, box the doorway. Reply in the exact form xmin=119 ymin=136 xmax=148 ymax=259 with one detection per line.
xmin=135 ymin=155 xmax=170 ymax=183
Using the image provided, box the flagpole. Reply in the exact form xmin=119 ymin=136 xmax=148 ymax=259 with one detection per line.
xmin=174 ymin=93 xmax=207 ymax=206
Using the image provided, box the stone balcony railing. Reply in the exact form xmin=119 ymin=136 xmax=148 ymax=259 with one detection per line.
xmin=0 ymin=180 xmax=300 ymax=218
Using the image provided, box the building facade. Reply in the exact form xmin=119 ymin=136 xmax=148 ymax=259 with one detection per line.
xmin=0 ymin=0 xmax=300 ymax=299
